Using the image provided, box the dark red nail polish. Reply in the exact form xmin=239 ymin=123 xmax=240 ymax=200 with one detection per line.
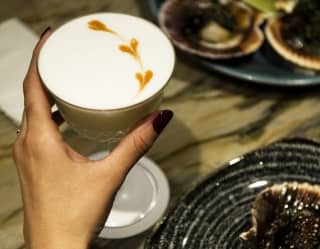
xmin=40 ymin=27 xmax=51 ymax=39
xmin=152 ymin=110 xmax=173 ymax=134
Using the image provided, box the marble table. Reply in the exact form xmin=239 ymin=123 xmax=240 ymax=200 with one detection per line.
xmin=1 ymin=0 xmax=320 ymax=248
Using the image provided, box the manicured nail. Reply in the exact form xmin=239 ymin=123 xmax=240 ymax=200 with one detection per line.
xmin=40 ymin=27 xmax=51 ymax=39
xmin=51 ymin=110 xmax=65 ymax=126
xmin=152 ymin=110 xmax=173 ymax=134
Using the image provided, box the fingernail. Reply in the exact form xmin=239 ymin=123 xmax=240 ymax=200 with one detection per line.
xmin=40 ymin=27 xmax=51 ymax=39
xmin=51 ymin=110 xmax=65 ymax=126
xmin=152 ymin=110 xmax=173 ymax=134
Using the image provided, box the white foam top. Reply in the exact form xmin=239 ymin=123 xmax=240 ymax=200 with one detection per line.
xmin=38 ymin=13 xmax=175 ymax=110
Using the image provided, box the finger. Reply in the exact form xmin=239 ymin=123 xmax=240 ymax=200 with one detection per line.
xmin=101 ymin=110 xmax=173 ymax=184
xmin=19 ymin=110 xmax=28 ymax=138
xmin=14 ymin=110 xmax=28 ymax=158
xmin=23 ymin=27 xmax=54 ymax=131
xmin=52 ymin=110 xmax=64 ymax=126
xmin=15 ymin=110 xmax=28 ymax=143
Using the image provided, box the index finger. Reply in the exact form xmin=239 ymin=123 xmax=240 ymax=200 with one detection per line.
xmin=23 ymin=28 xmax=55 ymax=132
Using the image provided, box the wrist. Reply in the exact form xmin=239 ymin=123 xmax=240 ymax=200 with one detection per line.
xmin=25 ymin=231 xmax=89 ymax=249
xmin=24 ymin=219 xmax=91 ymax=249
xmin=26 ymin=240 xmax=88 ymax=249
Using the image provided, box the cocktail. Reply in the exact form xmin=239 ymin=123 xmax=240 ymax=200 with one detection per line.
xmin=38 ymin=13 xmax=175 ymax=238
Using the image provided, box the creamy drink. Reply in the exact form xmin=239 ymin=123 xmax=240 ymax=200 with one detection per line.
xmin=38 ymin=13 xmax=175 ymax=140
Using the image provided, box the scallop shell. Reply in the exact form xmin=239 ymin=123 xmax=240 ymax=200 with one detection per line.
xmin=159 ymin=0 xmax=265 ymax=59
xmin=241 ymin=182 xmax=320 ymax=249
xmin=274 ymin=0 xmax=298 ymax=13
xmin=265 ymin=18 xmax=320 ymax=71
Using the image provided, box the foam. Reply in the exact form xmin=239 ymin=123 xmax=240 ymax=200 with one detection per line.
xmin=38 ymin=13 xmax=175 ymax=110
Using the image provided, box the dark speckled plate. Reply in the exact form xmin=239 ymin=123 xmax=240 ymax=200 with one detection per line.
xmin=148 ymin=0 xmax=320 ymax=86
xmin=145 ymin=139 xmax=320 ymax=249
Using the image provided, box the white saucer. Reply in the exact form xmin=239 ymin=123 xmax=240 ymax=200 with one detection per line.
xmin=88 ymin=151 xmax=170 ymax=239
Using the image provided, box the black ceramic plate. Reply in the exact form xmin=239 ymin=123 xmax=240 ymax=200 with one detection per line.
xmin=145 ymin=139 xmax=320 ymax=249
xmin=148 ymin=0 xmax=320 ymax=86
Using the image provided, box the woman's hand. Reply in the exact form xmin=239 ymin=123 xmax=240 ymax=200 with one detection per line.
xmin=12 ymin=28 xmax=173 ymax=249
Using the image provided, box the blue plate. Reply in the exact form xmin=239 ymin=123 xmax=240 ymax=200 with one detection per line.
xmin=148 ymin=0 xmax=320 ymax=86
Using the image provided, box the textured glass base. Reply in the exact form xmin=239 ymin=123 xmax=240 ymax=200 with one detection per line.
xmin=89 ymin=150 xmax=170 ymax=239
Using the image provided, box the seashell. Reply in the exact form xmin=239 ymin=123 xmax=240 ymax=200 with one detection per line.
xmin=274 ymin=0 xmax=298 ymax=13
xmin=265 ymin=0 xmax=320 ymax=71
xmin=241 ymin=182 xmax=320 ymax=249
xmin=159 ymin=0 xmax=265 ymax=59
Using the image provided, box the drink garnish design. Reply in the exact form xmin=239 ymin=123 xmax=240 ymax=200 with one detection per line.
xmin=88 ymin=20 xmax=153 ymax=91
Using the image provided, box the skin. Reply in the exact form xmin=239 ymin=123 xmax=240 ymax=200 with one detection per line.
xmin=13 ymin=30 xmax=171 ymax=249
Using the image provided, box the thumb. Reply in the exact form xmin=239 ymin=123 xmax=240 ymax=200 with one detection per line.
xmin=103 ymin=110 xmax=173 ymax=184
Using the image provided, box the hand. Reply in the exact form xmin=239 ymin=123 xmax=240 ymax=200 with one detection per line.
xmin=13 ymin=28 xmax=173 ymax=249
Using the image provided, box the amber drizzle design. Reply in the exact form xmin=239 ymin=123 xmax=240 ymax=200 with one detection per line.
xmin=88 ymin=20 xmax=153 ymax=91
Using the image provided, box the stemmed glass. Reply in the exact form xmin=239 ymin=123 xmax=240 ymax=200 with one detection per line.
xmin=38 ymin=13 xmax=175 ymax=238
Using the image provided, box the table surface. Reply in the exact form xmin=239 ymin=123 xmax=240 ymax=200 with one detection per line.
xmin=2 ymin=0 xmax=320 ymax=248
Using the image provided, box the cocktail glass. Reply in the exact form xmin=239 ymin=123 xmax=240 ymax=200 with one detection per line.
xmin=38 ymin=13 xmax=175 ymax=238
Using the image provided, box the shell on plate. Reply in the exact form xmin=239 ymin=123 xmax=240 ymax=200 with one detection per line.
xmin=241 ymin=182 xmax=320 ymax=249
xmin=274 ymin=0 xmax=298 ymax=13
xmin=266 ymin=19 xmax=320 ymax=71
xmin=265 ymin=0 xmax=320 ymax=71
xmin=159 ymin=0 xmax=265 ymax=59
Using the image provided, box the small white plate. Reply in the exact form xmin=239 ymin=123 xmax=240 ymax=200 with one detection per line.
xmin=89 ymin=151 xmax=170 ymax=239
